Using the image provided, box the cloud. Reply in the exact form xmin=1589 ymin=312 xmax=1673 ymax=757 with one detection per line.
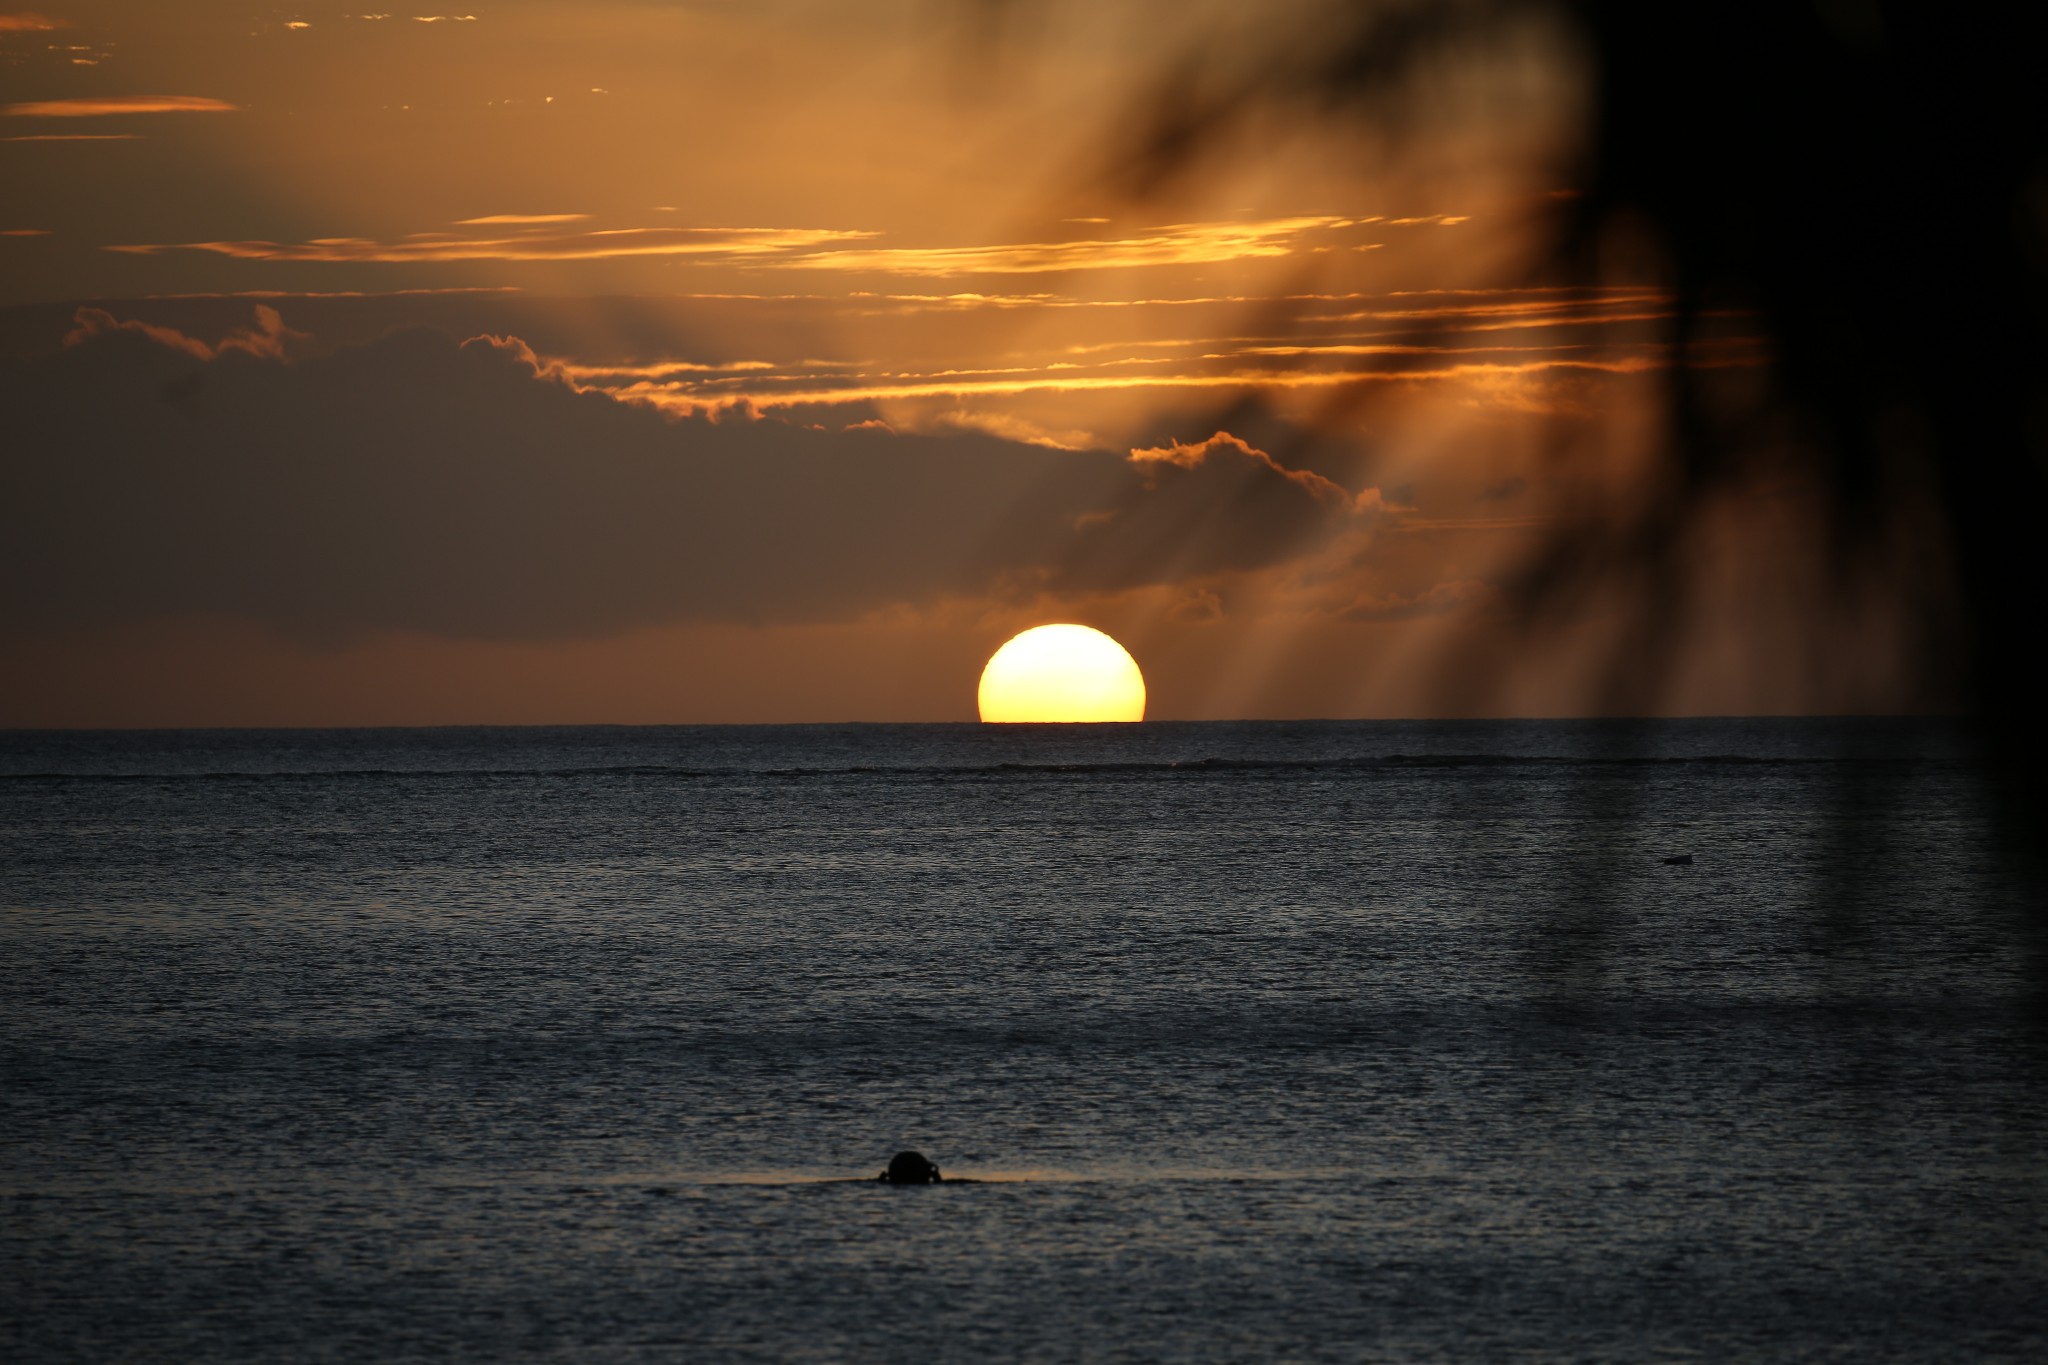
xmin=1305 ymin=288 xmax=1678 ymax=328
xmin=144 ymin=287 xmax=519 ymax=300
xmin=110 ymin=225 xmax=877 ymax=264
xmin=1 ymin=311 xmax=1359 ymax=640
xmin=3 ymin=96 xmax=238 ymax=118
xmin=580 ymin=355 xmax=1684 ymax=421
xmin=64 ymin=304 xmax=302 ymax=361
xmin=105 ymin=215 xmax=1383 ymax=276
xmin=550 ymin=357 xmax=780 ymax=382
xmin=0 ymin=12 xmax=66 ymax=31
xmin=0 ymin=133 xmax=138 ymax=141
xmin=453 ymin=213 xmax=591 ymax=226
xmin=928 ymin=408 xmax=1101 ymax=451
xmin=777 ymin=215 xmax=1384 ymax=276
xmin=1052 ymin=432 xmax=1362 ymax=592
xmin=1130 ymin=431 xmax=1348 ymax=499
xmin=420 ymin=282 xmax=1717 ymax=425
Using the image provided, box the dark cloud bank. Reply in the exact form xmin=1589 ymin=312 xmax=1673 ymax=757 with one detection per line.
xmin=2 ymin=310 xmax=1353 ymax=640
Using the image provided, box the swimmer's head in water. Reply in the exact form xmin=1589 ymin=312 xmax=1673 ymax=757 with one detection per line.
xmin=880 ymin=1150 xmax=941 ymax=1184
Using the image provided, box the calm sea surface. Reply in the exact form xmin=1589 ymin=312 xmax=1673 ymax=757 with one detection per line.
xmin=3 ymin=719 xmax=2043 ymax=1361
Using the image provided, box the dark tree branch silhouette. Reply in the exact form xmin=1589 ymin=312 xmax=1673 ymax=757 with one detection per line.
xmin=953 ymin=1 xmax=2048 ymax=1008
xmin=1079 ymin=1 xmax=2044 ymax=834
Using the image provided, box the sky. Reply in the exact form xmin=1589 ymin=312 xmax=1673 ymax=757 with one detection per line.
xmin=0 ymin=1 xmax=1921 ymax=726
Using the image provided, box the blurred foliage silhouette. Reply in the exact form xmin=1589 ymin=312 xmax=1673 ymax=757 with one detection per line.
xmin=973 ymin=0 xmax=2048 ymax=989
xmin=1048 ymin=2 xmax=2044 ymax=818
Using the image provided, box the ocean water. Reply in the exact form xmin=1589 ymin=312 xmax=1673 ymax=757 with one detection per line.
xmin=2 ymin=718 xmax=2043 ymax=1362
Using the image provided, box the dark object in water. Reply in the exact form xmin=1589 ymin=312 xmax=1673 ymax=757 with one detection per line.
xmin=1662 ymin=853 xmax=1695 ymax=866
xmin=879 ymin=1150 xmax=942 ymax=1184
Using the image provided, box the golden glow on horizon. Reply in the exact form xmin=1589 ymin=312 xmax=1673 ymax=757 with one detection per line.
xmin=978 ymin=625 xmax=1145 ymax=723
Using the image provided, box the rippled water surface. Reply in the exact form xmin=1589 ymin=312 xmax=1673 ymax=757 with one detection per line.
xmin=3 ymin=720 xmax=2044 ymax=1361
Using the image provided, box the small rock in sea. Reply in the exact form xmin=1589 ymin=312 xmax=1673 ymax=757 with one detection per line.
xmin=1662 ymin=853 xmax=1695 ymax=866
xmin=879 ymin=1150 xmax=942 ymax=1184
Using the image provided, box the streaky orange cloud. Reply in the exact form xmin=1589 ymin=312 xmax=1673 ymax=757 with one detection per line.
xmin=0 ymin=12 xmax=67 ymax=31
xmin=146 ymin=286 xmax=520 ymax=300
xmin=110 ymin=225 xmax=877 ymax=263
xmin=4 ymin=96 xmax=238 ymax=117
xmin=1 ymin=227 xmax=51 ymax=236
xmin=551 ymin=358 xmax=785 ymax=382
xmin=1419 ymin=310 xmax=1690 ymax=335
xmin=1223 ymin=335 xmax=1674 ymax=358
xmin=453 ymin=213 xmax=590 ymax=226
xmin=780 ymin=216 xmax=1384 ymax=276
xmin=600 ymin=356 xmax=1692 ymax=416
xmin=1303 ymin=291 xmax=1669 ymax=320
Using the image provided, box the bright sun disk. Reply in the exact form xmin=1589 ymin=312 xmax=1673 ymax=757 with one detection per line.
xmin=978 ymin=624 xmax=1146 ymax=723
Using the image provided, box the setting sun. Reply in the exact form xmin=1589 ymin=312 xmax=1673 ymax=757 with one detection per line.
xmin=977 ymin=625 xmax=1146 ymax=723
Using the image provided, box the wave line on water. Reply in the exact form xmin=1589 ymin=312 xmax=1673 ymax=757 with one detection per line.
xmin=0 ymin=753 xmax=1941 ymax=784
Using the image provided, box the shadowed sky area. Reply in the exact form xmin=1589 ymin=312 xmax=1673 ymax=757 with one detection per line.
xmin=0 ymin=0 xmax=1930 ymax=724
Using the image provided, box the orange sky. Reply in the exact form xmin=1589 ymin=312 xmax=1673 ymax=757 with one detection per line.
xmin=0 ymin=2 xmax=1919 ymax=725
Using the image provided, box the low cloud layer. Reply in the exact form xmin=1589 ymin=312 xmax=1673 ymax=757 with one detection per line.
xmin=2 ymin=310 xmax=1363 ymax=641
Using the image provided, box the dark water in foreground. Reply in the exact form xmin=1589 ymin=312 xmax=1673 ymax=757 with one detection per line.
xmin=2 ymin=718 xmax=2044 ymax=1362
